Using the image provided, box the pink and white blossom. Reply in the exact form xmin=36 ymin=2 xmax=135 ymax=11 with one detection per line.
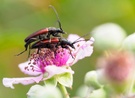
xmin=3 ymin=34 xmax=94 ymax=89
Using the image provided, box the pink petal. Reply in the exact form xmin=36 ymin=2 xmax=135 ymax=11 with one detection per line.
xmin=67 ymin=34 xmax=82 ymax=42
xmin=2 ymin=75 xmax=43 ymax=89
xmin=43 ymin=65 xmax=74 ymax=80
xmin=19 ymin=61 xmax=42 ymax=76
xmin=67 ymin=37 xmax=94 ymax=65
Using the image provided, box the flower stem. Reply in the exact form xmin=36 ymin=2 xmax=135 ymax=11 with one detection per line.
xmin=126 ymin=72 xmax=135 ymax=96
xmin=58 ymin=83 xmax=70 ymax=98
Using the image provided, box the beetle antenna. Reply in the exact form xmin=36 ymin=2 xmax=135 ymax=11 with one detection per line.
xmin=72 ymin=32 xmax=90 ymax=44
xmin=49 ymin=5 xmax=63 ymax=31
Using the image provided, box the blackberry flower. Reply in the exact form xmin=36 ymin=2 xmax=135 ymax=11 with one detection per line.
xmin=3 ymin=34 xmax=94 ymax=89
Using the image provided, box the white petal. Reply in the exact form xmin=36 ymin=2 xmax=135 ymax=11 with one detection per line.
xmin=67 ymin=34 xmax=85 ymax=51
xmin=2 ymin=75 xmax=43 ymax=89
xmin=44 ymin=65 xmax=74 ymax=80
xmin=67 ymin=37 xmax=94 ymax=65
xmin=67 ymin=34 xmax=81 ymax=42
xmin=19 ymin=61 xmax=41 ymax=76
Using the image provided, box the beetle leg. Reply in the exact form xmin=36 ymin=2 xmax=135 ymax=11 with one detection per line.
xmin=69 ymin=49 xmax=75 ymax=59
xmin=61 ymin=45 xmax=75 ymax=59
xmin=16 ymin=38 xmax=38 ymax=56
xmin=27 ymin=44 xmax=31 ymax=58
xmin=15 ymin=48 xmax=27 ymax=56
xmin=37 ymin=48 xmax=40 ymax=54
xmin=26 ymin=38 xmax=39 ymax=49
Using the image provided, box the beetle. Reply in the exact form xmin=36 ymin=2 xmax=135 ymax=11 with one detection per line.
xmin=31 ymin=37 xmax=75 ymax=50
xmin=31 ymin=32 xmax=91 ymax=50
xmin=31 ymin=37 xmax=88 ymax=58
xmin=24 ymin=27 xmax=65 ymax=43
xmin=17 ymin=37 xmax=75 ymax=57
xmin=31 ymin=37 xmax=75 ymax=58
xmin=16 ymin=5 xmax=66 ymax=56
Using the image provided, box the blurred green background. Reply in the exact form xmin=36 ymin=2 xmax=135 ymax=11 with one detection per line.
xmin=1 ymin=0 xmax=135 ymax=97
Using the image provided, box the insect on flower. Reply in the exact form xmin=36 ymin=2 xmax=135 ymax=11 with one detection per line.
xmin=16 ymin=5 xmax=66 ymax=56
xmin=2 ymin=34 xmax=94 ymax=89
xmin=31 ymin=37 xmax=75 ymax=50
xmin=31 ymin=36 xmax=89 ymax=49
xmin=31 ymin=33 xmax=90 ymax=58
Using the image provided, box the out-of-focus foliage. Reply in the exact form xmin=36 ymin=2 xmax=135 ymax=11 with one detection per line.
xmin=1 ymin=0 xmax=135 ymax=98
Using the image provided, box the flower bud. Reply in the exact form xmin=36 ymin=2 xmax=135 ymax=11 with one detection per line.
xmin=122 ymin=33 xmax=135 ymax=52
xmin=76 ymin=85 xmax=106 ymax=98
xmin=76 ymin=85 xmax=89 ymax=97
xmin=27 ymin=84 xmax=62 ymax=98
xmin=91 ymin=23 xmax=126 ymax=50
xmin=100 ymin=51 xmax=135 ymax=93
xmin=84 ymin=70 xmax=104 ymax=89
xmin=89 ymin=88 xmax=106 ymax=98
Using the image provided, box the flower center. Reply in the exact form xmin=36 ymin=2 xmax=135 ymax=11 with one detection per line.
xmin=29 ymin=47 xmax=71 ymax=73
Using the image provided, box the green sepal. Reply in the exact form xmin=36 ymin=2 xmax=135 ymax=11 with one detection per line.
xmin=57 ymin=72 xmax=73 ymax=88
